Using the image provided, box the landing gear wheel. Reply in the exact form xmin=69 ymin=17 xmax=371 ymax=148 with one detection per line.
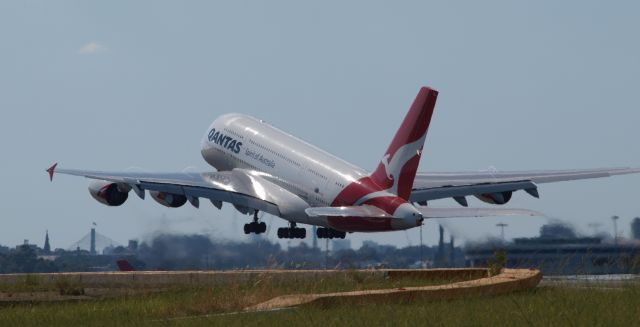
xmin=296 ymin=228 xmax=306 ymax=239
xmin=277 ymin=225 xmax=306 ymax=239
xmin=244 ymin=215 xmax=267 ymax=235
xmin=317 ymin=228 xmax=346 ymax=239
xmin=244 ymin=211 xmax=267 ymax=235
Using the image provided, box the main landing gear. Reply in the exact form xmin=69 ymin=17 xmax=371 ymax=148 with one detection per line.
xmin=244 ymin=211 xmax=266 ymax=234
xmin=277 ymin=222 xmax=306 ymax=239
xmin=317 ymin=228 xmax=346 ymax=239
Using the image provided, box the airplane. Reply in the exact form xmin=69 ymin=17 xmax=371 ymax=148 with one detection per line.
xmin=116 ymin=259 xmax=135 ymax=272
xmin=46 ymin=87 xmax=640 ymax=240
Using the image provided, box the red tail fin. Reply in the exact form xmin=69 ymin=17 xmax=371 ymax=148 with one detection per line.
xmin=370 ymin=87 xmax=439 ymax=200
xmin=116 ymin=259 xmax=135 ymax=271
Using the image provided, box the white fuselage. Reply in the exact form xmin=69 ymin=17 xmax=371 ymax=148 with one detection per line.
xmin=201 ymin=114 xmax=367 ymax=209
xmin=200 ymin=114 xmax=422 ymax=232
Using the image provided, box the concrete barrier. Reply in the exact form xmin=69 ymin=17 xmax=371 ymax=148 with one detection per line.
xmin=0 ymin=268 xmax=540 ymax=308
xmin=246 ymin=269 xmax=542 ymax=311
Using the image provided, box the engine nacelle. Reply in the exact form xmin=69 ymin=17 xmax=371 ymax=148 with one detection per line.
xmin=88 ymin=180 xmax=130 ymax=206
xmin=150 ymin=191 xmax=187 ymax=208
xmin=475 ymin=191 xmax=513 ymax=205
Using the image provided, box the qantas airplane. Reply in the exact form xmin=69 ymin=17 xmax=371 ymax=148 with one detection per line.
xmin=47 ymin=87 xmax=640 ymax=240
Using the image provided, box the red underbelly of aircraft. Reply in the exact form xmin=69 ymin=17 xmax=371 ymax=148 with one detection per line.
xmin=327 ymin=216 xmax=393 ymax=232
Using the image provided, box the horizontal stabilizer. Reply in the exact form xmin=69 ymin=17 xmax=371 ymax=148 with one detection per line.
xmin=306 ymin=205 xmax=542 ymax=219
xmin=305 ymin=205 xmax=393 ymax=218
xmin=417 ymin=207 xmax=543 ymax=219
xmin=410 ymin=180 xmax=537 ymax=203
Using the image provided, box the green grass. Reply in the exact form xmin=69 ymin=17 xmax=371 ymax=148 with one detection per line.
xmin=0 ymin=277 xmax=638 ymax=326
xmin=0 ymin=271 xmax=450 ymax=294
xmin=0 ymin=273 xmax=455 ymax=325
xmin=208 ymin=286 xmax=640 ymax=327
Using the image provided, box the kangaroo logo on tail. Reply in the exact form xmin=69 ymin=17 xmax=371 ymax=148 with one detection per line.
xmin=380 ymin=154 xmax=393 ymax=180
xmin=370 ymin=87 xmax=438 ymax=200
xmin=330 ymin=87 xmax=438 ymax=212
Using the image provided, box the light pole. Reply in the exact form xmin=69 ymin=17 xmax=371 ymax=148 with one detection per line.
xmin=612 ymin=216 xmax=620 ymax=245
xmin=324 ymin=238 xmax=329 ymax=269
xmin=419 ymin=224 xmax=424 ymax=268
xmin=496 ymin=223 xmax=508 ymax=241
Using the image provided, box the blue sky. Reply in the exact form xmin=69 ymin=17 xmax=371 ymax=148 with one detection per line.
xmin=1 ymin=1 xmax=639 ymax=250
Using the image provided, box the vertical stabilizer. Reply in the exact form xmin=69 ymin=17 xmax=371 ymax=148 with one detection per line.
xmin=116 ymin=259 xmax=135 ymax=271
xmin=369 ymin=87 xmax=438 ymax=200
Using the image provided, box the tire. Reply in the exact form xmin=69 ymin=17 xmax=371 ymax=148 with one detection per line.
xmin=243 ymin=224 xmax=250 ymax=234
xmin=259 ymin=222 xmax=267 ymax=233
xmin=327 ymin=229 xmax=334 ymax=239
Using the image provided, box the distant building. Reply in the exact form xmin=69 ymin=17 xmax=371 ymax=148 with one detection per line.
xmin=37 ymin=231 xmax=58 ymax=260
xmin=90 ymin=228 xmax=96 ymax=255
xmin=43 ymin=230 xmax=51 ymax=254
xmin=632 ymin=218 xmax=640 ymax=240
xmin=433 ymin=225 xmax=456 ymax=267
xmin=16 ymin=239 xmax=38 ymax=251
xmin=465 ymin=223 xmax=640 ymax=275
xmin=539 ymin=223 xmax=576 ymax=239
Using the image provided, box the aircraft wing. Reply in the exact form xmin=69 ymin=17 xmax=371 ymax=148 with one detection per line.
xmin=305 ymin=205 xmax=541 ymax=219
xmin=46 ymin=164 xmax=309 ymax=217
xmin=411 ymin=167 xmax=640 ymax=203
xmin=306 ymin=205 xmax=392 ymax=218
xmin=416 ymin=207 xmax=543 ymax=219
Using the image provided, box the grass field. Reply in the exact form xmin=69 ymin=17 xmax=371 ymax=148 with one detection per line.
xmin=0 ymin=274 xmax=638 ymax=326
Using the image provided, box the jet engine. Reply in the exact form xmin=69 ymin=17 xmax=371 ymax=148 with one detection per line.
xmin=88 ymin=180 xmax=130 ymax=206
xmin=475 ymin=191 xmax=513 ymax=205
xmin=150 ymin=191 xmax=187 ymax=208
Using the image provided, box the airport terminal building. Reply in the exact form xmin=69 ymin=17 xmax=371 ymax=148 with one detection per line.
xmin=465 ymin=222 xmax=640 ymax=275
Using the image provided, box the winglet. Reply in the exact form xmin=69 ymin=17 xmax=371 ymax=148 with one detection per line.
xmin=46 ymin=163 xmax=58 ymax=181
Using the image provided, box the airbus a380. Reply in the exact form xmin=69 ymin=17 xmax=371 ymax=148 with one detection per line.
xmin=47 ymin=87 xmax=640 ymax=240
